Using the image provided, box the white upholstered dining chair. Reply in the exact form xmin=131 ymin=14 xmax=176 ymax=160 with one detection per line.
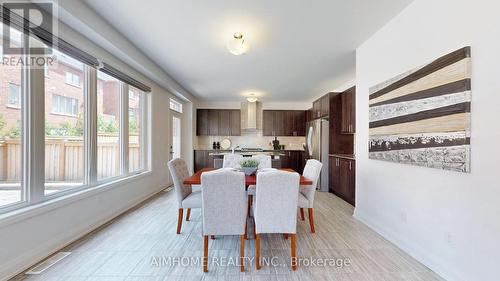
xmin=246 ymin=154 xmax=272 ymax=195
xmin=167 ymin=158 xmax=201 ymax=234
xmin=246 ymin=154 xmax=272 ymax=216
xmin=223 ymin=154 xmax=244 ymax=169
xmin=253 ymin=170 xmax=300 ymax=271
xmin=297 ymin=159 xmax=322 ymax=233
xmin=201 ymin=169 xmax=247 ymax=272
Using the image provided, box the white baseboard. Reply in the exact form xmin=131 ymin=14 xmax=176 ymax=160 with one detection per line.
xmin=353 ymin=209 xmax=462 ymax=281
xmin=1 ymin=185 xmax=167 ymax=281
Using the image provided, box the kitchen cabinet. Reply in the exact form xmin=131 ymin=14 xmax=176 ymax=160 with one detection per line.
xmin=196 ymin=109 xmax=241 ymax=136
xmin=208 ymin=110 xmax=219 ymax=136
xmin=278 ymin=151 xmax=305 ymax=174
xmin=262 ymin=110 xmax=306 ymax=136
xmin=230 ymin=110 xmax=241 ymax=136
xmin=311 ymin=94 xmax=330 ymax=119
xmin=341 ymin=87 xmax=356 ymax=134
xmin=196 ymin=109 xmax=209 ymax=136
xmin=329 ymin=156 xmax=355 ymax=206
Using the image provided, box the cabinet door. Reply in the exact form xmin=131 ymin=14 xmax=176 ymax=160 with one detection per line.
xmin=349 ymin=159 xmax=355 ymax=206
xmin=329 ymin=157 xmax=341 ymax=194
xmin=218 ymin=110 xmax=231 ymax=136
xmin=293 ymin=111 xmax=306 ymax=136
xmin=280 ymin=152 xmax=290 ymax=169
xmin=196 ymin=109 xmax=209 ymax=136
xmin=263 ymin=110 xmax=275 ymax=136
xmin=341 ymin=89 xmax=355 ymax=134
xmin=275 ymin=111 xmax=286 ymax=136
xmin=339 ymin=159 xmax=351 ymax=200
xmin=194 ymin=150 xmax=206 ymax=172
xmin=313 ymin=99 xmax=321 ymax=119
xmin=230 ymin=110 xmax=241 ymax=136
xmin=285 ymin=111 xmax=295 ymax=136
xmin=321 ymin=95 xmax=329 ymax=117
xmin=208 ymin=109 xmax=219 ymax=136
xmin=288 ymin=151 xmax=300 ymax=172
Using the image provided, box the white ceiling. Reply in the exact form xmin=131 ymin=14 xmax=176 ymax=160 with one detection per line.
xmin=84 ymin=0 xmax=412 ymax=103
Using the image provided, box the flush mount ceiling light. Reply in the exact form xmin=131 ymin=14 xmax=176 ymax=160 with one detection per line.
xmin=246 ymin=93 xmax=258 ymax=103
xmin=227 ymin=32 xmax=249 ymax=55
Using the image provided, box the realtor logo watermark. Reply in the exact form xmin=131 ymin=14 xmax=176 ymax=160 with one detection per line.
xmin=1 ymin=0 xmax=57 ymax=67
xmin=151 ymin=256 xmax=352 ymax=268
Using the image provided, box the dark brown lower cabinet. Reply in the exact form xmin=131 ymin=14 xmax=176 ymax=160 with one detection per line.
xmin=329 ymin=156 xmax=355 ymax=206
xmin=280 ymin=151 xmax=305 ymax=174
xmin=194 ymin=150 xmax=215 ymax=172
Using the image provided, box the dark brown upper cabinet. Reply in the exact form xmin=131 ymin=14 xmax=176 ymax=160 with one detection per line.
xmin=229 ymin=110 xmax=241 ymax=136
xmin=208 ymin=109 xmax=219 ymax=136
xmin=340 ymin=87 xmax=356 ymax=134
xmin=311 ymin=94 xmax=330 ymax=120
xmin=196 ymin=109 xmax=209 ymax=136
xmin=196 ymin=109 xmax=241 ymax=136
xmin=262 ymin=110 xmax=306 ymax=136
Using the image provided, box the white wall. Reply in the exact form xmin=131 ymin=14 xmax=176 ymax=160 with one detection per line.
xmin=355 ymin=1 xmax=500 ymax=281
xmin=0 ymin=8 xmax=195 ymax=281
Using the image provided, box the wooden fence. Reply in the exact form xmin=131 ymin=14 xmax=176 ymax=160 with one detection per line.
xmin=0 ymin=135 xmax=141 ymax=182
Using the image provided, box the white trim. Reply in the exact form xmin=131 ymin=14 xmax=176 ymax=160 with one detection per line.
xmin=0 ymin=171 xmax=152 ymax=228
xmin=87 ymin=67 xmax=97 ymax=186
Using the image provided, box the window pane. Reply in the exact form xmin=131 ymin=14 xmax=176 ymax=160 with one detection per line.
xmin=129 ymin=86 xmax=144 ymax=172
xmin=97 ymin=71 xmax=121 ymax=180
xmin=0 ymin=24 xmax=23 ymax=207
xmin=45 ymin=49 xmax=85 ymax=195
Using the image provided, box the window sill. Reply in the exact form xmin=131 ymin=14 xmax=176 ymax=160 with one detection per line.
xmin=50 ymin=112 xmax=79 ymax=118
xmin=0 ymin=170 xmax=152 ymax=228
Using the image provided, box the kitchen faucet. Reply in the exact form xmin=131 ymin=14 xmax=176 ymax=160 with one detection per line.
xmin=232 ymin=146 xmax=240 ymax=154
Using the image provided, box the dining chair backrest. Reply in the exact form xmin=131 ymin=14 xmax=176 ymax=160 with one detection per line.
xmin=167 ymin=158 xmax=193 ymax=208
xmin=254 ymin=170 xmax=300 ymax=234
xmin=300 ymin=159 xmax=323 ymax=207
xmin=201 ymin=169 xmax=247 ymax=235
xmin=252 ymin=154 xmax=272 ymax=169
xmin=223 ymin=154 xmax=244 ymax=169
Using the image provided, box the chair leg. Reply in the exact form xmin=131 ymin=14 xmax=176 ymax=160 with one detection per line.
xmin=247 ymin=194 xmax=253 ymax=217
xmin=186 ymin=208 xmax=191 ymax=221
xmin=176 ymin=208 xmax=183 ymax=234
xmin=308 ymin=208 xmax=315 ymax=233
xmin=291 ymin=234 xmax=297 ymax=271
xmin=300 ymin=208 xmax=305 ymax=221
xmin=284 ymin=233 xmax=289 ymax=240
xmin=255 ymin=234 xmax=261 ymax=270
xmin=203 ymin=235 xmax=208 ymax=272
xmin=244 ymin=221 xmax=248 ymax=240
xmin=252 ymin=216 xmax=257 ymax=239
xmin=240 ymin=235 xmax=245 ymax=272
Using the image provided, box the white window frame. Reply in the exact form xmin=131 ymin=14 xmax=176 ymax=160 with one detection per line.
xmin=51 ymin=94 xmax=79 ymax=116
xmin=7 ymin=83 xmax=21 ymax=108
xmin=65 ymin=71 xmax=80 ymax=87
xmin=169 ymin=98 xmax=183 ymax=113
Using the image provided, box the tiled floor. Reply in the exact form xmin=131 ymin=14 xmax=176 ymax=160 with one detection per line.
xmin=12 ymin=190 xmax=445 ymax=281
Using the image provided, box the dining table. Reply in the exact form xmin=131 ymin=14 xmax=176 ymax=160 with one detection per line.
xmin=183 ymin=168 xmax=314 ymax=186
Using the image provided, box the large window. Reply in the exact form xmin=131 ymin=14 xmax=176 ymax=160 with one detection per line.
xmin=0 ymin=20 xmax=150 ymax=213
xmin=0 ymin=24 xmax=23 ymax=208
xmin=45 ymin=50 xmax=86 ymax=196
xmin=97 ymin=71 xmax=121 ymax=180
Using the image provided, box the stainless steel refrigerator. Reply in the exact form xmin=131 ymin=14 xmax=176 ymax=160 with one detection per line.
xmin=306 ymin=118 xmax=329 ymax=192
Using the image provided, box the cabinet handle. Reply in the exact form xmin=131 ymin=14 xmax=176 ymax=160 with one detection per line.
xmin=349 ymin=161 xmax=352 ymax=170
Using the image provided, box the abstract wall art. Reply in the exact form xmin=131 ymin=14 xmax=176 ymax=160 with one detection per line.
xmin=368 ymin=47 xmax=471 ymax=173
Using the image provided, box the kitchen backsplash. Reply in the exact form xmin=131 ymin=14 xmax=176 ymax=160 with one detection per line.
xmin=195 ymin=130 xmax=306 ymax=150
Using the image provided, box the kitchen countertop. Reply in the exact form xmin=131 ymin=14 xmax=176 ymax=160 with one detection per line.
xmin=194 ymin=149 xmax=305 ymax=152
xmin=329 ymin=154 xmax=356 ymax=160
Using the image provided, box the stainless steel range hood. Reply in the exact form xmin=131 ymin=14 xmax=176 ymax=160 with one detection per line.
xmin=241 ymin=101 xmax=261 ymax=131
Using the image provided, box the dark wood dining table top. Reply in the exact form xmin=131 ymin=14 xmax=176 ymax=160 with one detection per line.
xmin=183 ymin=168 xmax=314 ymax=186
